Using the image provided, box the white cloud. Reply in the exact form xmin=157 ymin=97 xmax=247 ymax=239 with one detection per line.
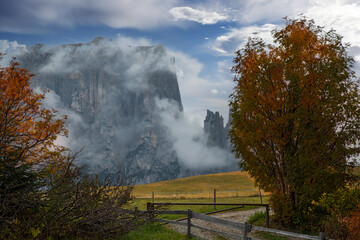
xmin=219 ymin=0 xmax=360 ymax=60
xmin=306 ymin=0 xmax=360 ymax=47
xmin=0 ymin=40 xmax=27 ymax=66
xmin=168 ymin=49 xmax=232 ymax=123
xmin=169 ymin=6 xmax=227 ymax=24
xmin=304 ymin=0 xmax=360 ymax=74
xmin=211 ymin=24 xmax=278 ymax=55
xmin=238 ymin=0 xmax=311 ymax=24
xmin=210 ymin=88 xmax=218 ymax=94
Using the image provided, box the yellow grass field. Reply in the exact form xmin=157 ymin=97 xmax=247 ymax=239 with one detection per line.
xmin=132 ymin=171 xmax=267 ymax=199
xmin=353 ymin=166 xmax=360 ymax=176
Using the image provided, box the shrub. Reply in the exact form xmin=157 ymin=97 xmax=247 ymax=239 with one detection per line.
xmin=346 ymin=204 xmax=360 ymax=240
xmin=322 ymin=215 xmax=348 ymax=240
xmin=318 ymin=188 xmax=360 ymax=239
xmin=0 ymin=156 xmax=146 ymax=240
xmin=248 ymin=211 xmax=267 ymax=224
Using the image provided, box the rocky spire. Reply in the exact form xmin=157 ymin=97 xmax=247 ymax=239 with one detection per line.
xmin=204 ymin=110 xmax=225 ymax=148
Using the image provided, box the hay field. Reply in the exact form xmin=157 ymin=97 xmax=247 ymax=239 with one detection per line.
xmin=132 ymin=171 xmax=267 ymax=199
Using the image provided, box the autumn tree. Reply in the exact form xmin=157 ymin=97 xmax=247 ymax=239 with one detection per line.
xmin=229 ymin=18 xmax=360 ymax=227
xmin=0 ymin=56 xmax=143 ymax=239
xmin=0 ymin=56 xmax=68 ymax=227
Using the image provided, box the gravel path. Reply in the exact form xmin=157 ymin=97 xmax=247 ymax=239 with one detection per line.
xmin=167 ymin=208 xmax=264 ymax=239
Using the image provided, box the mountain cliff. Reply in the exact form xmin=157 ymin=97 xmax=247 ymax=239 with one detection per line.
xmin=204 ymin=109 xmax=232 ymax=151
xmin=18 ymin=38 xmax=236 ymax=183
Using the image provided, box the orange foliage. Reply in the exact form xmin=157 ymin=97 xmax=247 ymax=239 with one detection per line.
xmin=346 ymin=204 xmax=360 ymax=240
xmin=230 ymin=17 xmax=360 ymax=228
xmin=0 ymin=57 xmax=68 ymax=173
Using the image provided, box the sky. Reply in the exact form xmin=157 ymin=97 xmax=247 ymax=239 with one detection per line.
xmin=1 ymin=0 xmax=360 ymax=125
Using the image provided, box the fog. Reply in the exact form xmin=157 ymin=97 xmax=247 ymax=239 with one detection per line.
xmin=2 ymin=37 xmax=236 ymax=176
xmin=156 ymin=98 xmax=235 ymax=169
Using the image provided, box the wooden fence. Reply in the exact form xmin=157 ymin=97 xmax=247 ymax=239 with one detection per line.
xmin=147 ymin=202 xmax=270 ymax=228
xmin=146 ymin=208 xmax=327 ymax=240
xmin=136 ymin=188 xmax=268 ymax=200
xmin=125 ymin=202 xmax=329 ymax=239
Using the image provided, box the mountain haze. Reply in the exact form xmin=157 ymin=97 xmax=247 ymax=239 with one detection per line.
xmin=18 ymin=38 xmax=236 ymax=183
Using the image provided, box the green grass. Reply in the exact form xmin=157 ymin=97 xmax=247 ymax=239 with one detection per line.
xmin=128 ymin=196 xmax=269 ymax=220
xmin=253 ymin=232 xmax=290 ymax=240
xmin=119 ymin=222 xmax=193 ymax=240
xmin=247 ymin=211 xmax=291 ymax=240
xmin=248 ymin=211 xmax=267 ymax=224
xmin=122 ymin=171 xmax=270 ymax=238
xmin=128 ymin=171 xmax=269 ymax=220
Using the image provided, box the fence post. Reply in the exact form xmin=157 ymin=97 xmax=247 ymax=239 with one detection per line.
xmin=187 ymin=209 xmax=192 ymax=237
xmin=214 ymin=189 xmax=216 ymax=209
xmin=151 ymin=202 xmax=155 ymax=219
xmin=318 ymin=232 xmax=325 ymax=240
xmin=259 ymin=188 xmax=263 ymax=204
xmin=266 ymin=205 xmax=270 ymax=228
xmin=244 ymin=222 xmax=248 ymax=240
xmin=152 ymin=192 xmax=154 ymax=204
xmin=146 ymin=202 xmax=152 ymax=220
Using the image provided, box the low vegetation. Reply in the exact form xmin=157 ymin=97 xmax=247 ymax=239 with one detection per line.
xmin=120 ymin=222 xmax=192 ymax=240
xmin=248 ymin=211 xmax=267 ymax=225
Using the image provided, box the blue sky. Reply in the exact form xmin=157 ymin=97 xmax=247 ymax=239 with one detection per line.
xmin=1 ymin=0 xmax=360 ymax=125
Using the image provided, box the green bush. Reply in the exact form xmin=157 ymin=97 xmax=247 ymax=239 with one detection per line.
xmin=248 ymin=211 xmax=267 ymax=224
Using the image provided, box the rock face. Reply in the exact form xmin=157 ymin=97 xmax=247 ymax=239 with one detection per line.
xmin=18 ymin=38 xmax=236 ymax=183
xmin=204 ymin=110 xmax=232 ymax=151
xmin=204 ymin=110 xmax=225 ymax=148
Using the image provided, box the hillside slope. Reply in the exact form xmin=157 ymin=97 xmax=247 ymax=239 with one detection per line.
xmin=132 ymin=171 xmax=261 ymax=198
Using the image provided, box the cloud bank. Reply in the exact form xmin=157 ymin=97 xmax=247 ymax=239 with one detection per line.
xmin=0 ymin=40 xmax=27 ymax=65
xmin=0 ymin=0 xmax=179 ymax=32
xmin=2 ymin=36 xmax=235 ymax=171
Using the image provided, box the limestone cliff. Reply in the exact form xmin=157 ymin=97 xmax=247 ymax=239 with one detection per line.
xmin=18 ymin=38 xmax=236 ymax=183
xmin=19 ymin=38 xmax=185 ymax=183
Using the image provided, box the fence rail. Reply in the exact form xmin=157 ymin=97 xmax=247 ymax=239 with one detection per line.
xmin=123 ymin=206 xmax=327 ymax=240
xmin=148 ymin=202 xmax=270 ymax=228
xmin=133 ymin=188 xmax=269 ymax=199
xmin=143 ymin=208 xmax=326 ymax=240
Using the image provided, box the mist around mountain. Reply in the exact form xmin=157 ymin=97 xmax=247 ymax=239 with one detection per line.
xmin=16 ymin=37 xmax=237 ymax=183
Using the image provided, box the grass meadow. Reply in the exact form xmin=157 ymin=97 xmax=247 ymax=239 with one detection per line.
xmin=121 ymin=171 xmax=269 ymax=239
xmin=127 ymin=171 xmax=269 ymax=220
xmin=132 ymin=171 xmax=267 ymax=199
